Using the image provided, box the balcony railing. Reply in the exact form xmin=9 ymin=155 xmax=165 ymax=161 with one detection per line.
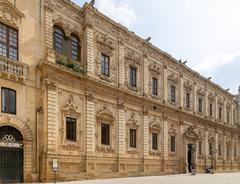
xmin=55 ymin=53 xmax=86 ymax=75
xmin=0 ymin=56 xmax=28 ymax=80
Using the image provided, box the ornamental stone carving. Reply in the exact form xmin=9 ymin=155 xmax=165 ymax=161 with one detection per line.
xmin=95 ymin=33 xmax=117 ymax=83
xmin=183 ymin=126 xmax=199 ymax=140
xmin=124 ymin=49 xmax=142 ymax=92
xmin=148 ymin=62 xmax=162 ymax=99
xmin=0 ymin=0 xmax=24 ymax=26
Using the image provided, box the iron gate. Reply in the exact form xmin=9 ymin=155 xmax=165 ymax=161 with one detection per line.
xmin=0 ymin=146 xmax=23 ymax=183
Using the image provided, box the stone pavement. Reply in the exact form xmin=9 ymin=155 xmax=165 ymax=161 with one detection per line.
xmin=34 ymin=173 xmax=240 ymax=184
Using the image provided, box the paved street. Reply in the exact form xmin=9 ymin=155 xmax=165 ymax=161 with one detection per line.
xmin=38 ymin=173 xmax=240 ymax=184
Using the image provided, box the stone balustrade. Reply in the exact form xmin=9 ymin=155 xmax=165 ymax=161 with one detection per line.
xmin=0 ymin=56 xmax=28 ymax=81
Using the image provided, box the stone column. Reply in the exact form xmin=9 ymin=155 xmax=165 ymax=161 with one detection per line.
xmin=163 ymin=65 xmax=168 ymax=103
xmin=163 ymin=116 xmax=168 ymax=172
xmin=118 ymin=40 xmax=125 ymax=87
xmin=231 ymin=135 xmax=234 ymax=170
xmin=84 ymin=13 xmax=94 ymax=76
xmin=45 ymin=80 xmax=58 ymax=153
xmin=143 ymin=55 xmax=149 ymax=96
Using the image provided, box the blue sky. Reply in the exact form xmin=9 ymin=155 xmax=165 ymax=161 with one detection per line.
xmin=73 ymin=0 xmax=240 ymax=94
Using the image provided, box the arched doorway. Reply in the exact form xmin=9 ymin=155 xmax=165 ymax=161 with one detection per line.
xmin=0 ymin=126 xmax=24 ymax=183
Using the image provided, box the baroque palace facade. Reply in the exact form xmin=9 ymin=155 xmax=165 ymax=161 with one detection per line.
xmin=0 ymin=0 xmax=240 ymax=183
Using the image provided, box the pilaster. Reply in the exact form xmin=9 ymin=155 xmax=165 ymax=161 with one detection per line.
xmin=143 ymin=55 xmax=149 ymax=96
xmin=193 ymin=82 xmax=197 ymax=113
xmin=84 ymin=21 xmax=94 ymax=76
xmin=163 ymin=116 xmax=168 ymax=171
xmin=163 ymin=65 xmax=168 ymax=103
xmin=46 ymin=80 xmax=58 ymax=152
xmin=118 ymin=40 xmax=125 ymax=87
xmin=143 ymin=110 xmax=149 ymax=157
xmin=44 ymin=3 xmax=53 ymax=49
xmin=85 ymin=91 xmax=95 ymax=154
xmin=179 ymin=75 xmax=184 ymax=108
xmin=117 ymin=101 xmax=125 ymax=155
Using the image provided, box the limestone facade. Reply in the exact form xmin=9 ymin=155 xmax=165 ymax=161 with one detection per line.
xmin=0 ymin=0 xmax=239 ymax=182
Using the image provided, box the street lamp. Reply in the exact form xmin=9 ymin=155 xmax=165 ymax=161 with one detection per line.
xmin=191 ymin=145 xmax=196 ymax=175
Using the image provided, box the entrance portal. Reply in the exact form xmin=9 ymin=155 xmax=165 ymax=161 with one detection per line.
xmin=0 ymin=126 xmax=23 ymax=183
xmin=187 ymin=144 xmax=193 ymax=173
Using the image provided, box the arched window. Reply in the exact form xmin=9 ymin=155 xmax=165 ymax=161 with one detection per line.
xmin=53 ymin=26 xmax=64 ymax=54
xmin=53 ymin=26 xmax=81 ymax=62
xmin=70 ymin=34 xmax=80 ymax=61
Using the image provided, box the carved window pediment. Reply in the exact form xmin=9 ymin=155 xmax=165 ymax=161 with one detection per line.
xmin=62 ymin=95 xmax=80 ymax=114
xmin=0 ymin=0 xmax=24 ymax=26
xmin=96 ymin=106 xmax=115 ymax=122
xmin=197 ymin=88 xmax=205 ymax=96
xmin=183 ymin=126 xmax=199 ymax=139
xmin=149 ymin=63 xmax=161 ymax=74
xmin=126 ymin=112 xmax=139 ymax=127
xmin=96 ymin=34 xmax=115 ymax=51
xmin=95 ymin=33 xmax=116 ymax=83
xmin=149 ymin=118 xmax=161 ymax=132
xmin=168 ymin=72 xmax=178 ymax=83
xmin=208 ymin=92 xmax=215 ymax=101
xmin=125 ymin=50 xmax=141 ymax=64
xmin=184 ymin=80 xmax=192 ymax=90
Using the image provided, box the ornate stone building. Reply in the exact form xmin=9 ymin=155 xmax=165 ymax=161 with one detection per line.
xmin=0 ymin=0 xmax=239 ymax=183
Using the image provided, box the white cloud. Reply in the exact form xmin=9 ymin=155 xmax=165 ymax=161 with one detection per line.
xmin=95 ymin=0 xmax=138 ymax=28
xmin=193 ymin=50 xmax=240 ymax=75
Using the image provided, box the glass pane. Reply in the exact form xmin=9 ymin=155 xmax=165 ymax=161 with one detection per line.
xmin=101 ymin=123 xmax=110 ymax=145
xmin=1 ymin=89 xmax=7 ymax=112
xmin=9 ymin=90 xmax=16 ymax=114
xmin=0 ymin=43 xmax=7 ymax=57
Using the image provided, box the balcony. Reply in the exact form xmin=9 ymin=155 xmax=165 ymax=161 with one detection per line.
xmin=0 ymin=56 xmax=28 ymax=82
xmin=44 ymin=48 xmax=86 ymax=76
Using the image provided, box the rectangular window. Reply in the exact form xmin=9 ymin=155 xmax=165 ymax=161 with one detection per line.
xmin=199 ymin=141 xmax=202 ymax=155
xmin=130 ymin=129 xmax=137 ymax=148
xmin=219 ymin=107 xmax=222 ymax=120
xmin=210 ymin=103 xmax=213 ymax=116
xmin=170 ymin=136 xmax=176 ymax=152
xmin=129 ymin=66 xmax=137 ymax=87
xmin=152 ymin=133 xmax=158 ymax=150
xmin=152 ymin=77 xmax=158 ymax=95
xmin=209 ymin=142 xmax=213 ymax=155
xmin=234 ymin=147 xmax=237 ymax=158
xmin=198 ymin=98 xmax=203 ymax=113
xmin=218 ymin=144 xmax=222 ymax=156
xmin=66 ymin=117 xmax=76 ymax=141
xmin=186 ymin=92 xmax=190 ymax=108
xmin=101 ymin=54 xmax=110 ymax=76
xmin=101 ymin=123 xmax=110 ymax=145
xmin=1 ymin=88 xmax=16 ymax=114
xmin=170 ymin=85 xmax=176 ymax=103
xmin=0 ymin=23 xmax=18 ymax=60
